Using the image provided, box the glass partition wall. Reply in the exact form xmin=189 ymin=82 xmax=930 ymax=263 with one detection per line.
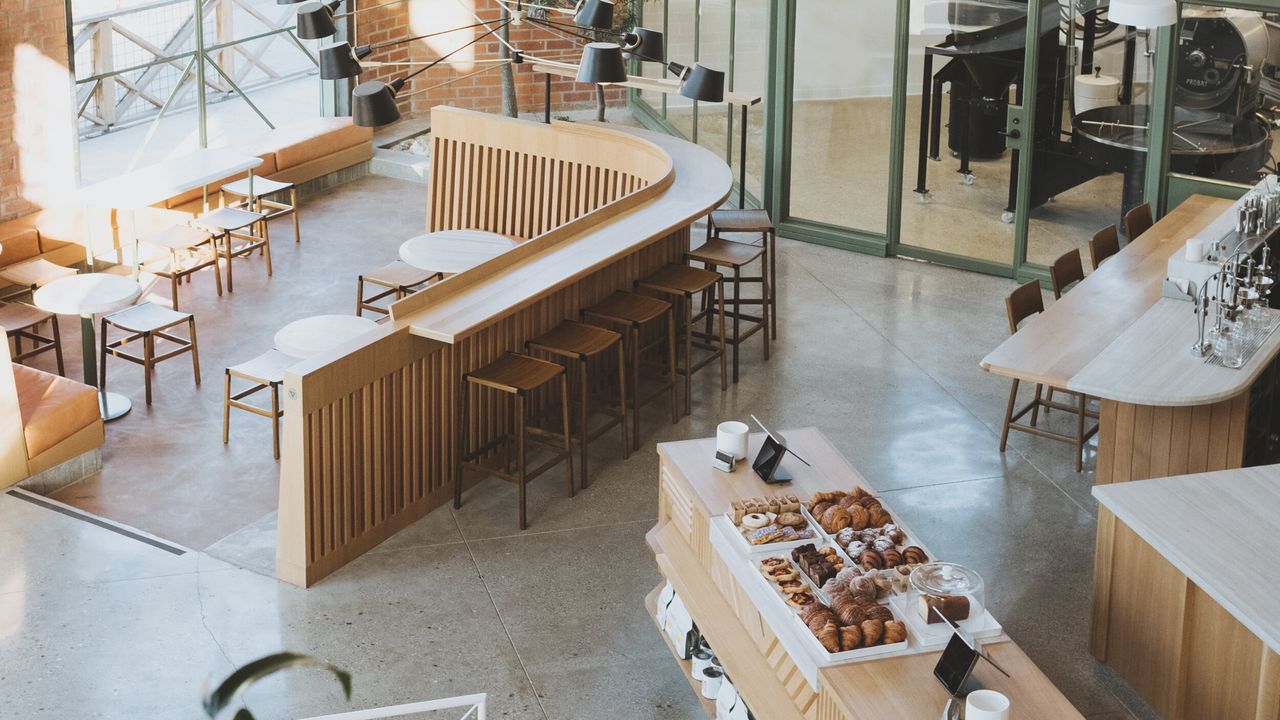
xmin=631 ymin=0 xmax=1276 ymax=280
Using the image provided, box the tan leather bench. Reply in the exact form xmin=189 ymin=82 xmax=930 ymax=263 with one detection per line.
xmin=0 ymin=325 xmax=104 ymax=488
xmin=0 ymin=210 xmax=89 ymax=294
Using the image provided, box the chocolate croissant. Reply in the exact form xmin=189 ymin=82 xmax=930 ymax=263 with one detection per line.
xmin=866 ymin=605 xmax=894 ymax=623
xmin=858 ymin=550 xmax=883 ymax=570
xmin=839 ymin=624 xmax=863 ymax=651
xmin=903 ymin=545 xmax=928 ymax=564
xmin=860 ymin=618 xmax=884 ymax=646
xmin=837 ymin=602 xmax=867 ymax=627
xmin=881 ymin=548 xmax=902 ymax=568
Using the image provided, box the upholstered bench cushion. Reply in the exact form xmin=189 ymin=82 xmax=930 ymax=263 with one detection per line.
xmin=262 ymin=117 xmax=372 ymax=170
xmin=0 ymin=229 xmax=42 ymax=268
xmin=13 ymin=365 xmax=100 ymax=457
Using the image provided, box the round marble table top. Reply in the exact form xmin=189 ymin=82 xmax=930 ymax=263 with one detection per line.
xmin=398 ymin=229 xmax=519 ymax=275
xmin=33 ymin=273 xmax=141 ymax=316
xmin=274 ymin=314 xmax=378 ymax=359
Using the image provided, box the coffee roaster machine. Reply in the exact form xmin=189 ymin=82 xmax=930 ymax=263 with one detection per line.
xmin=913 ymin=0 xmax=1280 ymax=230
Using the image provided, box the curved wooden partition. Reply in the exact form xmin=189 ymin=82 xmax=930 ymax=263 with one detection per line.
xmin=276 ymin=108 xmax=731 ymax=586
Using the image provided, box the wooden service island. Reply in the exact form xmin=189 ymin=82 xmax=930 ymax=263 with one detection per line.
xmin=650 ymin=428 xmax=1083 ymax=719
xmin=1092 ymin=467 xmax=1280 ymax=720
xmin=274 ymin=107 xmax=731 ymax=586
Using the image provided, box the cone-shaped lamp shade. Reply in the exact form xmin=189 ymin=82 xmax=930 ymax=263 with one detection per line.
xmin=574 ymin=0 xmax=614 ymax=30
xmin=319 ymin=42 xmax=372 ymax=80
xmin=352 ymin=80 xmax=401 ymax=127
xmin=626 ymin=28 xmax=664 ymax=63
xmin=1108 ymin=0 xmax=1176 ymax=27
xmin=577 ymin=42 xmax=627 ymax=84
xmin=296 ymin=1 xmax=338 ymax=39
xmin=679 ymin=63 xmax=724 ymax=103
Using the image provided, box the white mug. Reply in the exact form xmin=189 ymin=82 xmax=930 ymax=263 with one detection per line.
xmin=965 ymin=689 xmax=1010 ymax=720
xmin=716 ymin=421 xmax=750 ymax=460
xmin=1185 ymin=238 xmax=1206 ymax=262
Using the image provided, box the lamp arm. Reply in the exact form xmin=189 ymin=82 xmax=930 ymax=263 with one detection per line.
xmin=366 ymin=21 xmax=491 ymax=51
xmin=496 ymin=0 xmax=576 ymax=16
xmin=400 ymin=60 xmax=513 ymax=97
xmin=403 ymin=18 xmax=512 ymax=81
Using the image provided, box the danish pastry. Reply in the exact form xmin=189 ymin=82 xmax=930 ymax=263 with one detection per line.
xmin=778 ymin=579 xmax=807 ymax=595
xmin=839 ymin=625 xmax=863 ymax=651
xmin=786 ymin=591 xmax=817 ymax=609
xmin=759 ymin=556 xmax=788 ymax=569
xmin=883 ymin=620 xmax=907 ymax=644
xmin=860 ymin=618 xmax=884 ymax=646
xmin=766 ymin=566 xmax=800 ymax=583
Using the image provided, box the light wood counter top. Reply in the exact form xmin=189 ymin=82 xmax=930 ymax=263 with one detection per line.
xmin=981 ymin=195 xmax=1231 ymax=392
xmin=1093 ymin=465 xmax=1280 ymax=655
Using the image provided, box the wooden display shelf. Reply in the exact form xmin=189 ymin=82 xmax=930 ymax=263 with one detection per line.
xmin=643 ymin=584 xmax=717 ymax=718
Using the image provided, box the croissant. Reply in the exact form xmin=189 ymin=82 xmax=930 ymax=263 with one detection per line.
xmin=848 ymin=575 xmax=878 ymax=597
xmin=858 ymin=550 xmax=883 ymax=570
xmin=903 ymin=545 xmax=928 ymax=564
xmin=836 ymin=494 xmax=859 ymax=509
xmin=851 ymin=486 xmax=871 ymax=499
xmin=799 ymin=602 xmax=830 ymax=624
xmin=883 ymin=620 xmax=907 ymax=644
xmin=820 ymin=505 xmax=853 ymax=533
xmin=861 ymin=618 xmax=884 ymax=646
xmin=846 ymin=504 xmax=869 ymax=531
xmin=810 ymin=502 xmax=834 ymax=520
xmin=837 ymin=602 xmax=867 ymax=627
xmin=881 ymin=548 xmax=902 ymax=568
xmin=866 ymin=605 xmax=895 ymax=623
xmin=817 ymin=620 xmax=842 ymax=653
xmin=839 ymin=625 xmax=863 ymax=651
xmin=868 ymin=508 xmax=893 ymax=527
xmin=856 ymin=495 xmax=879 ymax=509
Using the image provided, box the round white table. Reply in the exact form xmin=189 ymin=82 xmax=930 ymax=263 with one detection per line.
xmin=273 ymin=314 xmax=378 ymax=359
xmin=33 ymin=273 xmax=142 ymax=421
xmin=398 ymin=229 xmax=519 ymax=275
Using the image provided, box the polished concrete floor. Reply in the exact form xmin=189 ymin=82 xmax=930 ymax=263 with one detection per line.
xmin=2 ymin=173 xmax=1157 ymax=719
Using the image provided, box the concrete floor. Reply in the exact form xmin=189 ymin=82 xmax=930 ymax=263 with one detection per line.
xmin=1 ymin=172 xmax=1158 ymax=719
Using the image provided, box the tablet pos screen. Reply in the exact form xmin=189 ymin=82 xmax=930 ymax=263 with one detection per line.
xmin=933 ymin=631 xmax=979 ymax=697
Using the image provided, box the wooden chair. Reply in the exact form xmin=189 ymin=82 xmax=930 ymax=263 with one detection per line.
xmin=998 ymin=281 xmax=1097 ymax=471
xmin=526 ymin=321 xmax=627 ymax=486
xmin=221 ymin=176 xmax=301 ymax=244
xmin=687 ymin=237 xmax=769 ymax=383
xmin=224 ymin=349 xmax=297 ymax=459
xmin=100 ymin=302 xmax=201 ymax=405
xmin=137 ymin=224 xmax=222 ymax=310
xmin=191 ymin=206 xmax=270 ymax=293
xmin=455 ymin=352 xmax=574 ymax=530
xmin=582 ymin=291 xmax=678 ymax=451
xmin=356 ymin=261 xmax=441 ymax=317
xmin=707 ymin=208 xmax=777 ymax=339
xmin=635 ymin=264 xmax=727 ymax=416
xmin=1089 ymin=225 xmax=1120 ymax=270
xmin=1123 ymin=203 xmax=1153 ymax=241
xmin=1 ymin=302 xmax=63 ymax=375
xmin=1049 ymin=249 xmax=1085 ymax=300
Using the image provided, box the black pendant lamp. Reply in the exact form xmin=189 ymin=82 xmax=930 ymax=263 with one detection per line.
xmin=352 ymin=78 xmax=404 ymax=127
xmin=296 ymin=0 xmax=342 ymax=40
xmin=577 ymin=42 xmax=627 ymax=84
xmin=574 ymin=0 xmax=613 ymax=30
xmin=319 ymin=41 xmax=373 ymax=79
xmin=277 ymin=0 xmax=305 ymax=5
xmin=679 ymin=63 xmax=724 ymax=103
xmin=625 ymin=27 xmax=664 ymax=63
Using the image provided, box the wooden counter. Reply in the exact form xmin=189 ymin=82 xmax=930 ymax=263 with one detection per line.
xmin=1092 ymin=466 xmax=1280 ymax=719
xmin=651 ymin=427 xmax=1084 ymax=719
xmin=981 ymin=194 xmax=1280 ymax=486
xmin=274 ymin=108 xmax=731 ymax=586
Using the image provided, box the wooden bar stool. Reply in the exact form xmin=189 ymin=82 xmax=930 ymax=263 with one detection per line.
xmin=1089 ymin=225 xmax=1120 ymax=270
xmin=998 ymin=281 xmax=1097 ymax=471
xmin=220 ymin=176 xmax=301 ymax=244
xmin=138 ymin=224 xmax=222 ymax=310
xmin=455 ymin=352 xmax=574 ymax=530
xmin=356 ymin=260 xmax=441 ymax=317
xmin=224 ymin=349 xmax=297 ymax=459
xmin=526 ymin=321 xmax=628 ymax=487
xmin=707 ymin=208 xmax=778 ymax=339
xmin=192 ymin=206 xmax=269 ymax=293
xmin=635 ymin=264 xmax=727 ymax=416
xmin=1 ymin=301 xmax=63 ymax=374
xmin=1049 ymin=249 xmax=1084 ymax=300
xmin=100 ymin=302 xmax=201 ymax=405
xmin=1123 ymin=202 xmax=1153 ymax=241
xmin=687 ymin=237 xmax=769 ymax=383
xmin=582 ymin=291 xmax=678 ymax=451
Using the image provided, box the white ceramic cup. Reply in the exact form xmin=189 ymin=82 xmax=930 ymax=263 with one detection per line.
xmin=965 ymin=689 xmax=1010 ymax=720
xmin=1186 ymin=238 xmax=1206 ymax=262
xmin=699 ymin=666 xmax=724 ymax=699
xmin=716 ymin=421 xmax=750 ymax=460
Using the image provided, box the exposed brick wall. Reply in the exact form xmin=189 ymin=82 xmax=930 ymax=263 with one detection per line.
xmin=353 ymin=1 xmax=626 ymax=121
xmin=0 ymin=0 xmax=75 ymax=223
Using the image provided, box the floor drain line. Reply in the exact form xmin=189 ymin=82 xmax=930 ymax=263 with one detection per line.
xmin=5 ymin=489 xmax=189 ymax=556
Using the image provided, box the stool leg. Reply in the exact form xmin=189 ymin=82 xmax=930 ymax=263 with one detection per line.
xmin=682 ymin=294 xmax=693 ymax=416
xmin=262 ymin=222 xmax=273 ymax=277
xmin=455 ymin=380 xmax=468 ymax=510
xmin=143 ymin=331 xmax=155 ymax=405
xmin=210 ymin=240 xmax=223 ymax=297
xmin=170 ymin=254 xmax=181 ymax=310
xmin=630 ymin=326 xmax=641 ymax=451
xmin=616 ymin=341 xmax=629 ymax=458
xmin=189 ymin=317 xmax=201 ymax=386
xmin=761 ymin=250 xmax=771 ymax=362
xmin=222 ymin=233 xmax=234 ymax=293
xmin=578 ymin=360 xmax=590 ymax=489
xmin=222 ymin=371 xmax=231 ymax=445
xmin=99 ymin=317 xmax=108 ymax=392
xmin=999 ymin=378 xmax=1019 ymax=452
xmin=291 ymin=188 xmax=301 ymax=243
xmin=1075 ymin=392 xmax=1086 ymax=472
xmin=667 ymin=308 xmax=678 ymax=425
xmin=517 ymin=394 xmax=527 ymax=530
xmin=717 ymin=278 xmax=727 ymax=391
xmin=769 ymin=229 xmax=778 ymax=339
xmin=52 ymin=316 xmax=64 ymax=376
xmin=356 ymin=277 xmax=366 ymax=317
xmin=270 ymin=382 xmax=281 ymax=460
xmin=732 ymin=265 xmax=742 ymax=383
xmin=562 ymin=372 xmax=574 ymax=498
xmin=1031 ymin=384 xmax=1044 ymax=426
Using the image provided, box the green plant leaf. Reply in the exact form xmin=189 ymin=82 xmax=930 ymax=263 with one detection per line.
xmin=203 ymin=652 xmax=352 ymax=718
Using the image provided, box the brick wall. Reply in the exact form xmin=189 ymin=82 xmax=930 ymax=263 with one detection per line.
xmin=0 ymin=0 xmax=76 ymax=223
xmin=353 ymin=2 xmax=626 ymax=121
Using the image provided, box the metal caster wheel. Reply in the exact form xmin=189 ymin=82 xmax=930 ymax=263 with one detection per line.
xmin=1000 ymin=211 xmax=1014 ymax=224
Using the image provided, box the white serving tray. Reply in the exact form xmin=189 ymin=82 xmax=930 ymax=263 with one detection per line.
xmin=887 ymin=594 xmax=1004 ymax=649
xmin=724 ymin=511 xmax=822 ymax=553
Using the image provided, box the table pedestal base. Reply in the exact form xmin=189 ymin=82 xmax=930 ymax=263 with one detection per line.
xmin=98 ymin=391 xmax=132 ymax=421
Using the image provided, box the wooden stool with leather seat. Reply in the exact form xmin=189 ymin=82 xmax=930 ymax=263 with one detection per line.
xmin=224 ymin=348 xmax=297 ymax=459
xmin=191 ymin=206 xmax=270 ymax=293
xmin=356 ymin=260 xmax=441 ymax=317
xmin=998 ymin=281 xmax=1098 ymax=471
xmin=1089 ymin=225 xmax=1120 ymax=270
xmin=707 ymin=208 xmax=777 ymax=338
xmin=1123 ymin=202 xmax=1153 ymax=241
xmin=100 ymin=302 xmax=201 ymax=405
xmin=456 ymin=352 xmax=574 ymax=530
xmin=526 ymin=321 xmax=628 ymax=486
xmin=687 ymin=237 xmax=769 ymax=383
xmin=1 ymin=301 xmax=63 ymax=374
xmin=137 ymin=224 xmax=222 ymax=310
xmin=635 ymin=263 xmax=727 ymax=416
xmin=581 ymin=291 xmax=678 ymax=450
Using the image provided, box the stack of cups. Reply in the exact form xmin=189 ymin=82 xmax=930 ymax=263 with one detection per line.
xmin=716 ymin=421 xmax=749 ymax=462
